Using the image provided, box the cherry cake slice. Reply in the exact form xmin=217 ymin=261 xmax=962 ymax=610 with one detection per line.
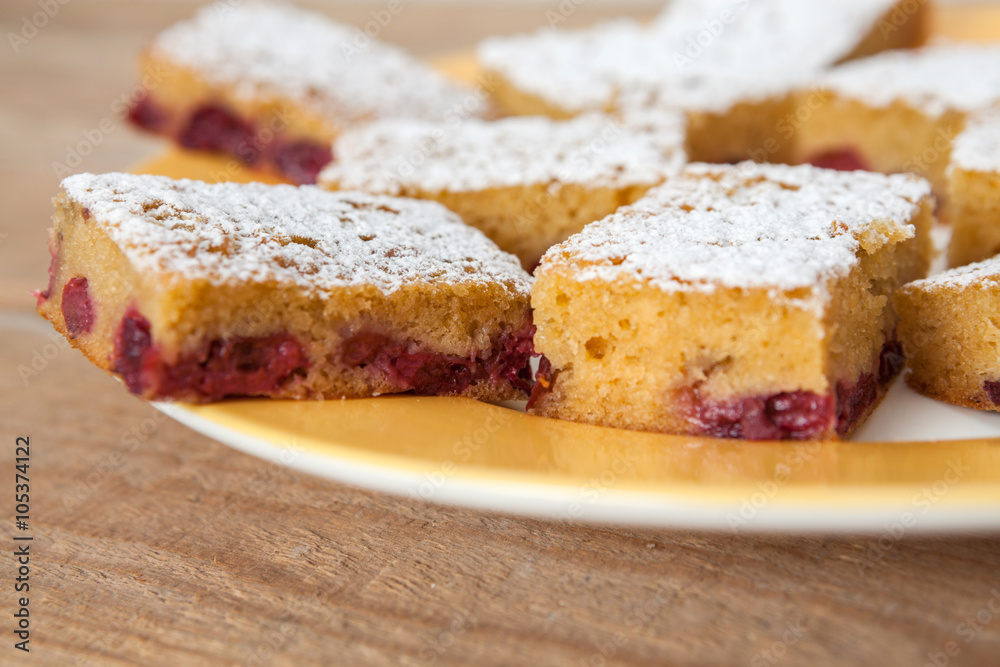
xmin=896 ymin=255 xmax=1000 ymax=413
xmin=126 ymin=2 xmax=485 ymax=184
xmin=794 ymin=44 xmax=1000 ymax=210
xmin=529 ymin=163 xmax=934 ymax=440
xmin=947 ymin=108 xmax=1000 ymax=268
xmin=36 ymin=173 xmax=534 ymax=403
xmin=318 ymin=113 xmax=686 ymax=270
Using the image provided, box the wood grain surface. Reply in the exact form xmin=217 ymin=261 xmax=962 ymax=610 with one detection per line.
xmin=2 ymin=2 xmax=1000 ymax=665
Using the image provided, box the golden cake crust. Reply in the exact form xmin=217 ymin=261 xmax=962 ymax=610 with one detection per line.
xmin=477 ymin=0 xmax=927 ymax=165
xmin=794 ymin=45 xmax=1000 ymax=199
xmin=147 ymin=2 xmax=481 ymax=131
xmin=129 ymin=2 xmax=491 ymax=184
xmin=948 ymin=108 xmax=1000 ymax=267
xmin=530 ymin=163 xmax=933 ymax=440
xmin=896 ymin=257 xmax=1000 ymax=412
xmin=318 ymin=114 xmax=686 ymax=268
xmin=37 ymin=174 xmax=534 ymax=403
xmin=478 ymin=0 xmax=924 ymax=118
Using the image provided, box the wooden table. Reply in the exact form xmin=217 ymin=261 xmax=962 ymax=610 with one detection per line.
xmin=2 ymin=2 xmax=1000 ymax=665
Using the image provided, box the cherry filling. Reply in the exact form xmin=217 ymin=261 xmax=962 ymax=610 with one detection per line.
xmin=339 ymin=324 xmax=536 ymax=396
xmin=834 ymin=374 xmax=876 ymax=436
xmin=984 ymin=381 xmax=1000 ymax=407
xmin=878 ymin=339 xmax=906 ymax=385
xmin=115 ymin=308 xmax=153 ymax=395
xmin=179 ymin=104 xmax=258 ymax=162
xmin=529 ymin=339 xmax=904 ymax=440
xmin=684 ymin=390 xmax=835 ymax=441
xmin=272 ymin=139 xmax=333 ymax=186
xmin=127 ymin=96 xmax=169 ymax=133
xmin=112 ymin=307 xmax=309 ymax=401
xmin=688 ymin=339 xmax=904 ymax=440
xmin=34 ymin=243 xmax=59 ymax=306
xmin=130 ymin=98 xmax=334 ymax=185
xmin=526 ymin=356 xmax=555 ymax=410
xmin=806 ymin=149 xmax=871 ymax=172
xmin=61 ymin=277 xmax=94 ymax=337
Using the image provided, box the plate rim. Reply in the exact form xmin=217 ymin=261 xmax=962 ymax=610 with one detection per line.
xmin=155 ymin=401 xmax=1000 ymax=534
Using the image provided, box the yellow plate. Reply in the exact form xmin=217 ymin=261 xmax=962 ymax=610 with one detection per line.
xmin=135 ymin=31 xmax=1000 ymax=532
xmin=139 ymin=147 xmax=1000 ymax=533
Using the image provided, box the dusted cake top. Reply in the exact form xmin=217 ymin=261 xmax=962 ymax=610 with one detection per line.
xmin=61 ymin=173 xmax=530 ymax=295
xmin=478 ymin=0 xmax=902 ymax=115
xmin=951 ymin=108 xmax=1000 ymax=173
xmin=150 ymin=2 xmax=478 ymax=127
xmin=902 ymin=255 xmax=1000 ymax=291
xmin=815 ymin=44 xmax=1000 ymax=117
xmin=319 ymin=113 xmax=686 ymax=194
xmin=539 ymin=163 xmax=930 ymax=305
xmin=478 ymin=18 xmax=652 ymax=115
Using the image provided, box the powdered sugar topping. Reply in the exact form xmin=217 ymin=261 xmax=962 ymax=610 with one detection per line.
xmin=319 ymin=113 xmax=686 ymax=194
xmin=150 ymin=2 xmax=478 ymax=128
xmin=478 ymin=0 xmax=902 ymax=115
xmin=539 ymin=163 xmax=930 ymax=307
xmin=61 ymin=173 xmax=530 ymax=295
xmin=816 ymin=44 xmax=1000 ymax=117
xmin=951 ymin=108 xmax=1000 ymax=173
xmin=903 ymin=255 xmax=1000 ymax=291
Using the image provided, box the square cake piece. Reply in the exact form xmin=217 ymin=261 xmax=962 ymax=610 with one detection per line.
xmin=794 ymin=45 xmax=1000 ymax=200
xmin=896 ymin=257 xmax=1000 ymax=411
xmin=128 ymin=2 xmax=482 ymax=184
xmin=947 ymin=108 xmax=1000 ymax=267
xmin=317 ymin=113 xmax=687 ymax=269
xmin=36 ymin=173 xmax=534 ymax=403
xmin=477 ymin=0 xmax=926 ymax=164
xmin=529 ymin=163 xmax=934 ymax=440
